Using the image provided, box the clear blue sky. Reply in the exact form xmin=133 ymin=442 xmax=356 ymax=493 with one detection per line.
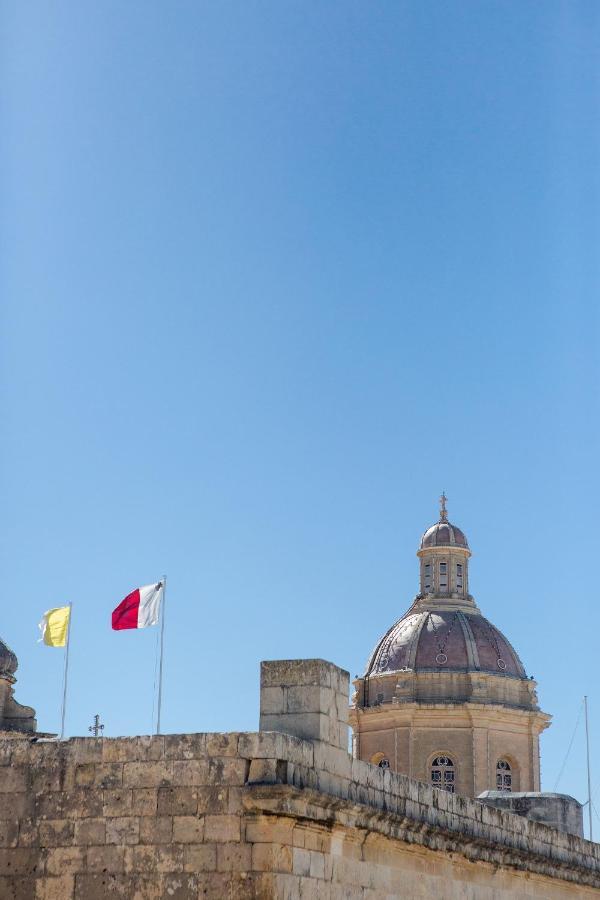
xmin=1 ymin=2 xmax=599 ymax=833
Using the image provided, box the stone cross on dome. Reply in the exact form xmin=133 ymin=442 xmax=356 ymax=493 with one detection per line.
xmin=439 ymin=492 xmax=448 ymax=522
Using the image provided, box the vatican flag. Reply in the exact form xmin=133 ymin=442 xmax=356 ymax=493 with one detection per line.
xmin=38 ymin=606 xmax=71 ymax=647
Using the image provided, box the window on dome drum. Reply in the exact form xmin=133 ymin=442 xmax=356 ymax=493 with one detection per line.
xmin=457 ymin=564 xmax=462 ymax=576
xmin=424 ymin=563 xmax=431 ymax=589
xmin=431 ymin=756 xmax=455 ymax=793
xmin=496 ymin=760 xmax=512 ymax=791
xmin=440 ymin=563 xmax=447 ymax=574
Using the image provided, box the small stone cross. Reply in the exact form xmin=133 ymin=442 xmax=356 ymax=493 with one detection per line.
xmin=439 ymin=492 xmax=448 ymax=522
xmin=88 ymin=714 xmax=104 ymax=738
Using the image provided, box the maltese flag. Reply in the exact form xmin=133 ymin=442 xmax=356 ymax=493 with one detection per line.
xmin=112 ymin=582 xmax=164 ymax=631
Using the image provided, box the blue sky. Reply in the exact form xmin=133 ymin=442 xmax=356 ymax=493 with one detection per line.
xmin=1 ymin=2 xmax=599 ymax=835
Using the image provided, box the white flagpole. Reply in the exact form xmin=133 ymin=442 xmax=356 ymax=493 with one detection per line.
xmin=156 ymin=578 xmax=166 ymax=734
xmin=584 ymin=695 xmax=593 ymax=841
xmin=60 ymin=604 xmax=73 ymax=741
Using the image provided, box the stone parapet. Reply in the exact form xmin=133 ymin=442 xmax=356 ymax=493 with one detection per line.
xmin=0 ymin=729 xmax=597 ymax=897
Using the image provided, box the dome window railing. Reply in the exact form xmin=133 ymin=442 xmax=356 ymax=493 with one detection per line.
xmin=431 ymin=755 xmax=455 ymax=793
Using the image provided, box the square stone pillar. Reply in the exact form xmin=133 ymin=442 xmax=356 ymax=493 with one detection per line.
xmin=259 ymin=659 xmax=349 ymax=750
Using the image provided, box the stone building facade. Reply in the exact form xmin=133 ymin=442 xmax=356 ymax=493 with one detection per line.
xmin=0 ymin=657 xmax=597 ymax=898
xmin=349 ymin=497 xmax=550 ymax=798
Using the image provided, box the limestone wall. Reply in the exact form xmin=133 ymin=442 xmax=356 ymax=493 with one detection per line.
xmin=0 ymin=729 xmax=598 ymax=898
xmin=0 ymin=658 xmax=596 ymax=898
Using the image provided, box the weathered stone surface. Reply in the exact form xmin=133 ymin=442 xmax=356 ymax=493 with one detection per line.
xmin=479 ymin=790 xmax=584 ymax=837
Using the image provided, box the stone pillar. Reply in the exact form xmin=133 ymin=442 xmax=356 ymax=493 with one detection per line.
xmin=259 ymin=659 xmax=349 ymax=750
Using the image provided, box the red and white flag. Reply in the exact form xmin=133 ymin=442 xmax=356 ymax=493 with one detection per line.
xmin=112 ymin=582 xmax=163 ymax=631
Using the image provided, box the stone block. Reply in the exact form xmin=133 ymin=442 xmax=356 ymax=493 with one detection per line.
xmin=102 ymin=789 xmax=133 ymax=817
xmin=0 ymin=819 xmax=19 ymax=848
xmin=157 ymin=786 xmax=198 ymax=816
xmin=106 ymin=816 xmax=140 ymax=845
xmin=204 ymin=814 xmax=241 ymax=843
xmin=86 ymin=845 xmax=125 ymax=873
xmin=182 ymin=843 xmax=216 ymax=873
xmin=247 ymin=758 xmax=287 ymax=785
xmin=313 ymin=743 xmax=352 ymax=779
xmin=259 ymin=712 xmax=331 ymax=744
xmin=160 ymin=873 xmax=203 ymax=899
xmin=205 ymin=733 xmax=240 ymax=757
xmin=292 ymin=846 xmax=311 ymax=877
xmin=73 ymin=874 xmax=130 ymax=899
xmin=139 ymin=816 xmax=172 ymax=844
xmin=35 ymin=874 xmax=75 ymax=899
xmin=132 ymin=789 xmax=158 ymax=816
xmin=252 ymin=841 xmax=293 ymax=874
xmin=75 ymin=763 xmax=123 ymax=789
xmin=45 ymin=846 xmax=86 ymax=876
xmin=172 ymin=815 xmax=204 ymax=843
xmin=0 ymin=847 xmax=41 ymax=876
xmin=164 ymin=734 xmax=207 ymax=761
xmin=0 ymin=767 xmax=27 ymax=792
xmin=259 ymin=687 xmax=285 ymax=716
xmin=207 ymin=757 xmax=248 ymax=786
xmin=196 ymin=786 xmax=228 ymax=815
xmin=238 ymin=731 xmax=314 ymax=768
xmin=216 ymin=841 xmax=252 ymax=872
xmin=124 ymin=843 xmax=184 ymax=874
xmin=261 ymin=659 xmax=342 ymax=689
xmin=170 ymin=760 xmax=211 ymax=786
xmin=102 ymin=736 xmax=165 ymax=763
xmin=73 ymin=818 xmax=106 ymax=845
xmin=286 ymin=685 xmax=335 ymax=715
xmin=38 ymin=819 xmax=74 ymax=847
xmin=122 ymin=762 xmax=173 ymax=788
xmin=245 ymin=815 xmax=295 ymax=845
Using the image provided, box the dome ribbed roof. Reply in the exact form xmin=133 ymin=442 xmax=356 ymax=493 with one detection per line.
xmin=420 ymin=521 xmax=469 ymax=549
xmin=365 ymin=610 xmax=526 ymax=678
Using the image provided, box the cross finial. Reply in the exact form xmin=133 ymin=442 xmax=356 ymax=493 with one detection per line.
xmin=439 ymin=492 xmax=448 ymax=522
xmin=88 ymin=714 xmax=104 ymax=739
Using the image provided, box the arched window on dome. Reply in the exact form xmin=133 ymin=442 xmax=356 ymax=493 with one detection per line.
xmin=431 ymin=755 xmax=455 ymax=793
xmin=496 ymin=759 xmax=512 ymax=792
xmin=424 ymin=563 xmax=432 ymax=591
xmin=438 ymin=561 xmax=448 ymax=591
xmin=456 ymin=562 xmax=463 ymax=592
xmin=370 ymin=752 xmax=390 ymax=769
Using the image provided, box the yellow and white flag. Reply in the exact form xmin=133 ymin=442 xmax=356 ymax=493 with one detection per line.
xmin=38 ymin=606 xmax=71 ymax=647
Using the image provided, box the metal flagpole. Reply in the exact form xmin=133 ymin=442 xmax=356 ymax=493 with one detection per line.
xmin=584 ymin=695 xmax=593 ymax=841
xmin=60 ymin=604 xmax=73 ymax=741
xmin=156 ymin=578 xmax=166 ymax=735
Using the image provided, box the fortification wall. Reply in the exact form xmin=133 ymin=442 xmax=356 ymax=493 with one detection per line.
xmin=0 ymin=658 xmax=596 ymax=898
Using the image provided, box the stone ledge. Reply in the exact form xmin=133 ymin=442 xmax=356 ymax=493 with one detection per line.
xmin=244 ymin=785 xmax=600 ymax=889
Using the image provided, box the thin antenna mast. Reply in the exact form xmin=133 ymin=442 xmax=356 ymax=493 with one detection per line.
xmin=584 ymin=695 xmax=593 ymax=841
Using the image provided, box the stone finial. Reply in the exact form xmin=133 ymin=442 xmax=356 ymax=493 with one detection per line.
xmin=259 ymin=659 xmax=349 ymax=750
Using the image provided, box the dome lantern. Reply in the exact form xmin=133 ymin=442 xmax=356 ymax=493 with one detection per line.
xmin=417 ymin=495 xmax=471 ymax=600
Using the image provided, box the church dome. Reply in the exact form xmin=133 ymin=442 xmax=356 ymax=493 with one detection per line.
xmin=419 ymin=492 xmax=469 ymax=549
xmin=420 ymin=521 xmax=468 ymax=550
xmin=365 ymin=609 xmax=526 ymax=678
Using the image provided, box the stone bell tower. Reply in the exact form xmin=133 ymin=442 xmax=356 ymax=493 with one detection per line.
xmin=349 ymin=496 xmax=550 ymax=798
